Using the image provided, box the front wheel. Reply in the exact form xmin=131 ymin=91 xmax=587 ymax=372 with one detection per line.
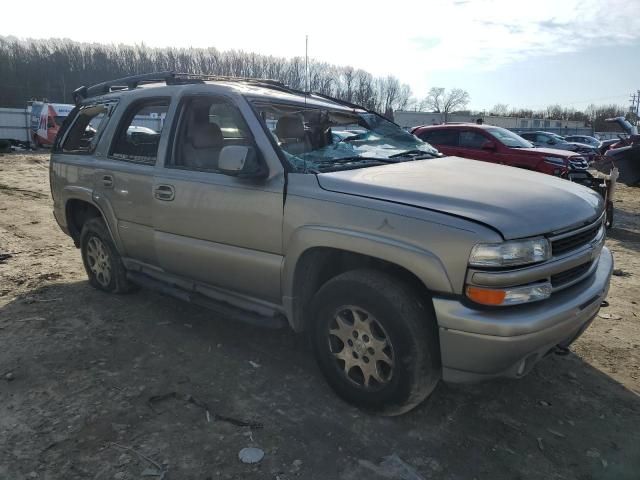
xmin=309 ymin=269 xmax=441 ymax=416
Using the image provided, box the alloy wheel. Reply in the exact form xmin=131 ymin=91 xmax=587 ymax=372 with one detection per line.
xmin=327 ymin=306 xmax=395 ymax=389
xmin=86 ymin=236 xmax=112 ymax=287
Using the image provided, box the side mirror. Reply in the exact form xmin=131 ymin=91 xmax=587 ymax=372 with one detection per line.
xmin=547 ymin=139 xmax=555 ymax=145
xmin=218 ymin=145 xmax=266 ymax=178
xmin=481 ymin=140 xmax=497 ymax=151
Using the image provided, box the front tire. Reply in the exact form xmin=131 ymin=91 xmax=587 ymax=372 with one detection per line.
xmin=309 ymin=269 xmax=440 ymax=416
xmin=80 ymin=217 xmax=136 ymax=293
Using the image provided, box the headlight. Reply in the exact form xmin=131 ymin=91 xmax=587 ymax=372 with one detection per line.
xmin=544 ymin=156 xmax=567 ymax=167
xmin=469 ymin=237 xmax=551 ymax=267
xmin=466 ymin=282 xmax=552 ymax=306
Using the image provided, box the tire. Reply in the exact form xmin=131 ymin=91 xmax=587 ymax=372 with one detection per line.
xmin=309 ymin=269 xmax=441 ymax=416
xmin=80 ymin=217 xmax=137 ymax=293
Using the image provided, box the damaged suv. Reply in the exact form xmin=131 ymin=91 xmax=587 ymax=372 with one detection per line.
xmin=50 ymin=73 xmax=613 ymax=415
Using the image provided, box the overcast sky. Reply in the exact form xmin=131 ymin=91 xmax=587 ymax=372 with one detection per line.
xmin=3 ymin=0 xmax=640 ymax=110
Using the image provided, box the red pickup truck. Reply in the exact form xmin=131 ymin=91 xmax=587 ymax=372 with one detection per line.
xmin=411 ymin=124 xmax=589 ymax=176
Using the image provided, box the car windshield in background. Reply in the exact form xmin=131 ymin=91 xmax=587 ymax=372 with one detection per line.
xmin=486 ymin=127 xmax=533 ymax=148
xmin=252 ymin=101 xmax=440 ymax=172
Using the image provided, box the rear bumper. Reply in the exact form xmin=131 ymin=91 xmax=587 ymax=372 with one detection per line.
xmin=434 ymin=247 xmax=613 ymax=383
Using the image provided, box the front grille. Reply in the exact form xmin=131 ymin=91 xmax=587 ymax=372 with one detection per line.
xmin=552 ymin=223 xmax=601 ymax=256
xmin=551 ymin=261 xmax=592 ymax=288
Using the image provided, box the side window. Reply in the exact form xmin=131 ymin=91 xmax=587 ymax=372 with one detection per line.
xmin=110 ymin=98 xmax=169 ymax=165
xmin=61 ymin=104 xmax=110 ymax=153
xmin=418 ymin=129 xmax=458 ymax=146
xmin=170 ymin=96 xmax=253 ymax=172
xmin=459 ymin=131 xmax=487 ymax=149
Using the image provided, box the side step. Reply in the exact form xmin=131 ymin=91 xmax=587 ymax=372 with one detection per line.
xmin=126 ymin=271 xmax=287 ymax=329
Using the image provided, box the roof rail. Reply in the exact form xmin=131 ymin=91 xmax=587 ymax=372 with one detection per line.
xmin=73 ymin=71 xmax=173 ymax=104
xmin=72 ymin=71 xmax=370 ymax=112
xmin=72 ymin=71 xmax=293 ymax=104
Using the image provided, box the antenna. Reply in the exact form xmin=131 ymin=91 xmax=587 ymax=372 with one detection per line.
xmin=305 ymin=35 xmax=309 ymax=93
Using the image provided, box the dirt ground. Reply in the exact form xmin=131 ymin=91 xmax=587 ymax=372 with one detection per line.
xmin=1 ymin=152 xmax=639 ymax=480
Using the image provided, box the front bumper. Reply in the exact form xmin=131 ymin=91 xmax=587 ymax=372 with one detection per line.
xmin=435 ymin=247 xmax=613 ymax=383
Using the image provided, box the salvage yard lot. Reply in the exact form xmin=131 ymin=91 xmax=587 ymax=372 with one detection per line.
xmin=1 ymin=152 xmax=639 ymax=479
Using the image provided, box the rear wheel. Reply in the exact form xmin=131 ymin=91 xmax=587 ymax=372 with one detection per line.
xmin=309 ymin=269 xmax=440 ymax=415
xmin=80 ymin=217 xmax=136 ymax=293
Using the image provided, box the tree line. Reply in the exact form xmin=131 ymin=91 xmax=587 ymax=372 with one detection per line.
xmin=486 ymin=103 xmax=634 ymax=132
xmin=0 ymin=36 xmax=413 ymax=115
xmin=0 ymin=36 xmax=632 ymax=131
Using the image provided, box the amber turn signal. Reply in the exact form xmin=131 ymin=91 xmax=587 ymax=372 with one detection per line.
xmin=466 ymin=286 xmax=507 ymax=306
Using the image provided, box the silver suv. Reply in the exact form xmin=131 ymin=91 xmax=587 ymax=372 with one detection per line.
xmin=50 ymin=72 xmax=613 ymax=415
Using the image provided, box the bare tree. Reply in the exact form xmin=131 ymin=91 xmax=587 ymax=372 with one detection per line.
xmin=441 ymin=88 xmax=470 ymax=122
xmin=490 ymin=103 xmax=509 ymax=116
xmin=420 ymin=87 xmax=445 ymax=113
xmin=419 ymin=87 xmax=470 ymax=122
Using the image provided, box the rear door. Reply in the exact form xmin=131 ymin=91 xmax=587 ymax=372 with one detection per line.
xmin=51 ymin=101 xmax=116 ymax=233
xmin=92 ymin=97 xmax=171 ymax=265
xmin=151 ymin=94 xmax=285 ymax=303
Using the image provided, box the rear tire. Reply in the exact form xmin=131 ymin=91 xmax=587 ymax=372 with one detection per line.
xmin=80 ymin=217 xmax=137 ymax=293
xmin=309 ymin=269 xmax=440 ymax=416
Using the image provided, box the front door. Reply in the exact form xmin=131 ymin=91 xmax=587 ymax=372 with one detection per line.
xmin=456 ymin=130 xmax=496 ymax=163
xmin=152 ymin=95 xmax=285 ymax=303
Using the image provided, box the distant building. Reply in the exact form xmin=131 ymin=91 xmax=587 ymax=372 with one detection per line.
xmin=394 ymin=111 xmax=588 ymax=135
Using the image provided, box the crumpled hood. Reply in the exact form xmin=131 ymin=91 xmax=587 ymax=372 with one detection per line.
xmin=316 ymin=157 xmax=603 ymax=240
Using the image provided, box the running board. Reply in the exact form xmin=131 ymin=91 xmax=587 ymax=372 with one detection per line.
xmin=126 ymin=271 xmax=287 ymax=329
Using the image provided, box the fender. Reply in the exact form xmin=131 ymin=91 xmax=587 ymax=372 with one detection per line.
xmin=63 ymin=185 xmax=124 ymax=253
xmin=281 ymin=225 xmax=454 ymax=329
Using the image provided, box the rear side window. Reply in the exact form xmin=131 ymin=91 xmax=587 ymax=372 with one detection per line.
xmin=110 ymin=98 xmax=170 ymax=165
xmin=60 ymin=104 xmax=110 ymax=153
xmin=459 ymin=131 xmax=487 ymax=149
xmin=417 ymin=129 xmax=458 ymax=146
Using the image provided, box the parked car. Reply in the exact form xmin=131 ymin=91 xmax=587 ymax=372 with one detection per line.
xmin=599 ymin=137 xmax=622 ymax=153
xmin=520 ymin=131 xmax=598 ymax=158
xmin=411 ymin=123 xmax=589 ymax=175
xmin=51 ymin=73 xmax=613 ymax=415
xmin=602 ymin=117 xmax=640 ymax=184
xmin=564 ymin=135 xmax=601 ymax=148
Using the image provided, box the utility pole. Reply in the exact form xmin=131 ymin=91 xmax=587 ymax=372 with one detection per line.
xmin=630 ymin=90 xmax=640 ymax=124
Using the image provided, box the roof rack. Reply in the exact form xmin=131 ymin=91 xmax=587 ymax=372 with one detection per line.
xmin=72 ymin=71 xmax=369 ymax=112
xmin=72 ymin=71 xmax=293 ymax=104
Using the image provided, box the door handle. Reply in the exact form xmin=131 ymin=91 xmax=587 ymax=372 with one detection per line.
xmin=154 ymin=184 xmax=175 ymax=201
xmin=102 ymin=175 xmax=114 ymax=188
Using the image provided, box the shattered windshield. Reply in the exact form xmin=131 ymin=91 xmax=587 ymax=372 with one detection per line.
xmin=252 ymin=101 xmax=441 ymax=172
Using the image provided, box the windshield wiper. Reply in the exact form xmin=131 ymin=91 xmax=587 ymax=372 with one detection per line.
xmin=313 ymin=156 xmax=393 ymax=172
xmin=388 ymin=149 xmax=439 ymax=159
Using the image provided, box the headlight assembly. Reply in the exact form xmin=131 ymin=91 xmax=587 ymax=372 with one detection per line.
xmin=469 ymin=238 xmax=551 ymax=267
xmin=544 ymin=156 xmax=567 ymax=167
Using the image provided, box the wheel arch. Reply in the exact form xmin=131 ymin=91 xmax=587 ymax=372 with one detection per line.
xmin=282 ymin=226 xmax=453 ymax=331
xmin=65 ymin=194 xmax=120 ymax=251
